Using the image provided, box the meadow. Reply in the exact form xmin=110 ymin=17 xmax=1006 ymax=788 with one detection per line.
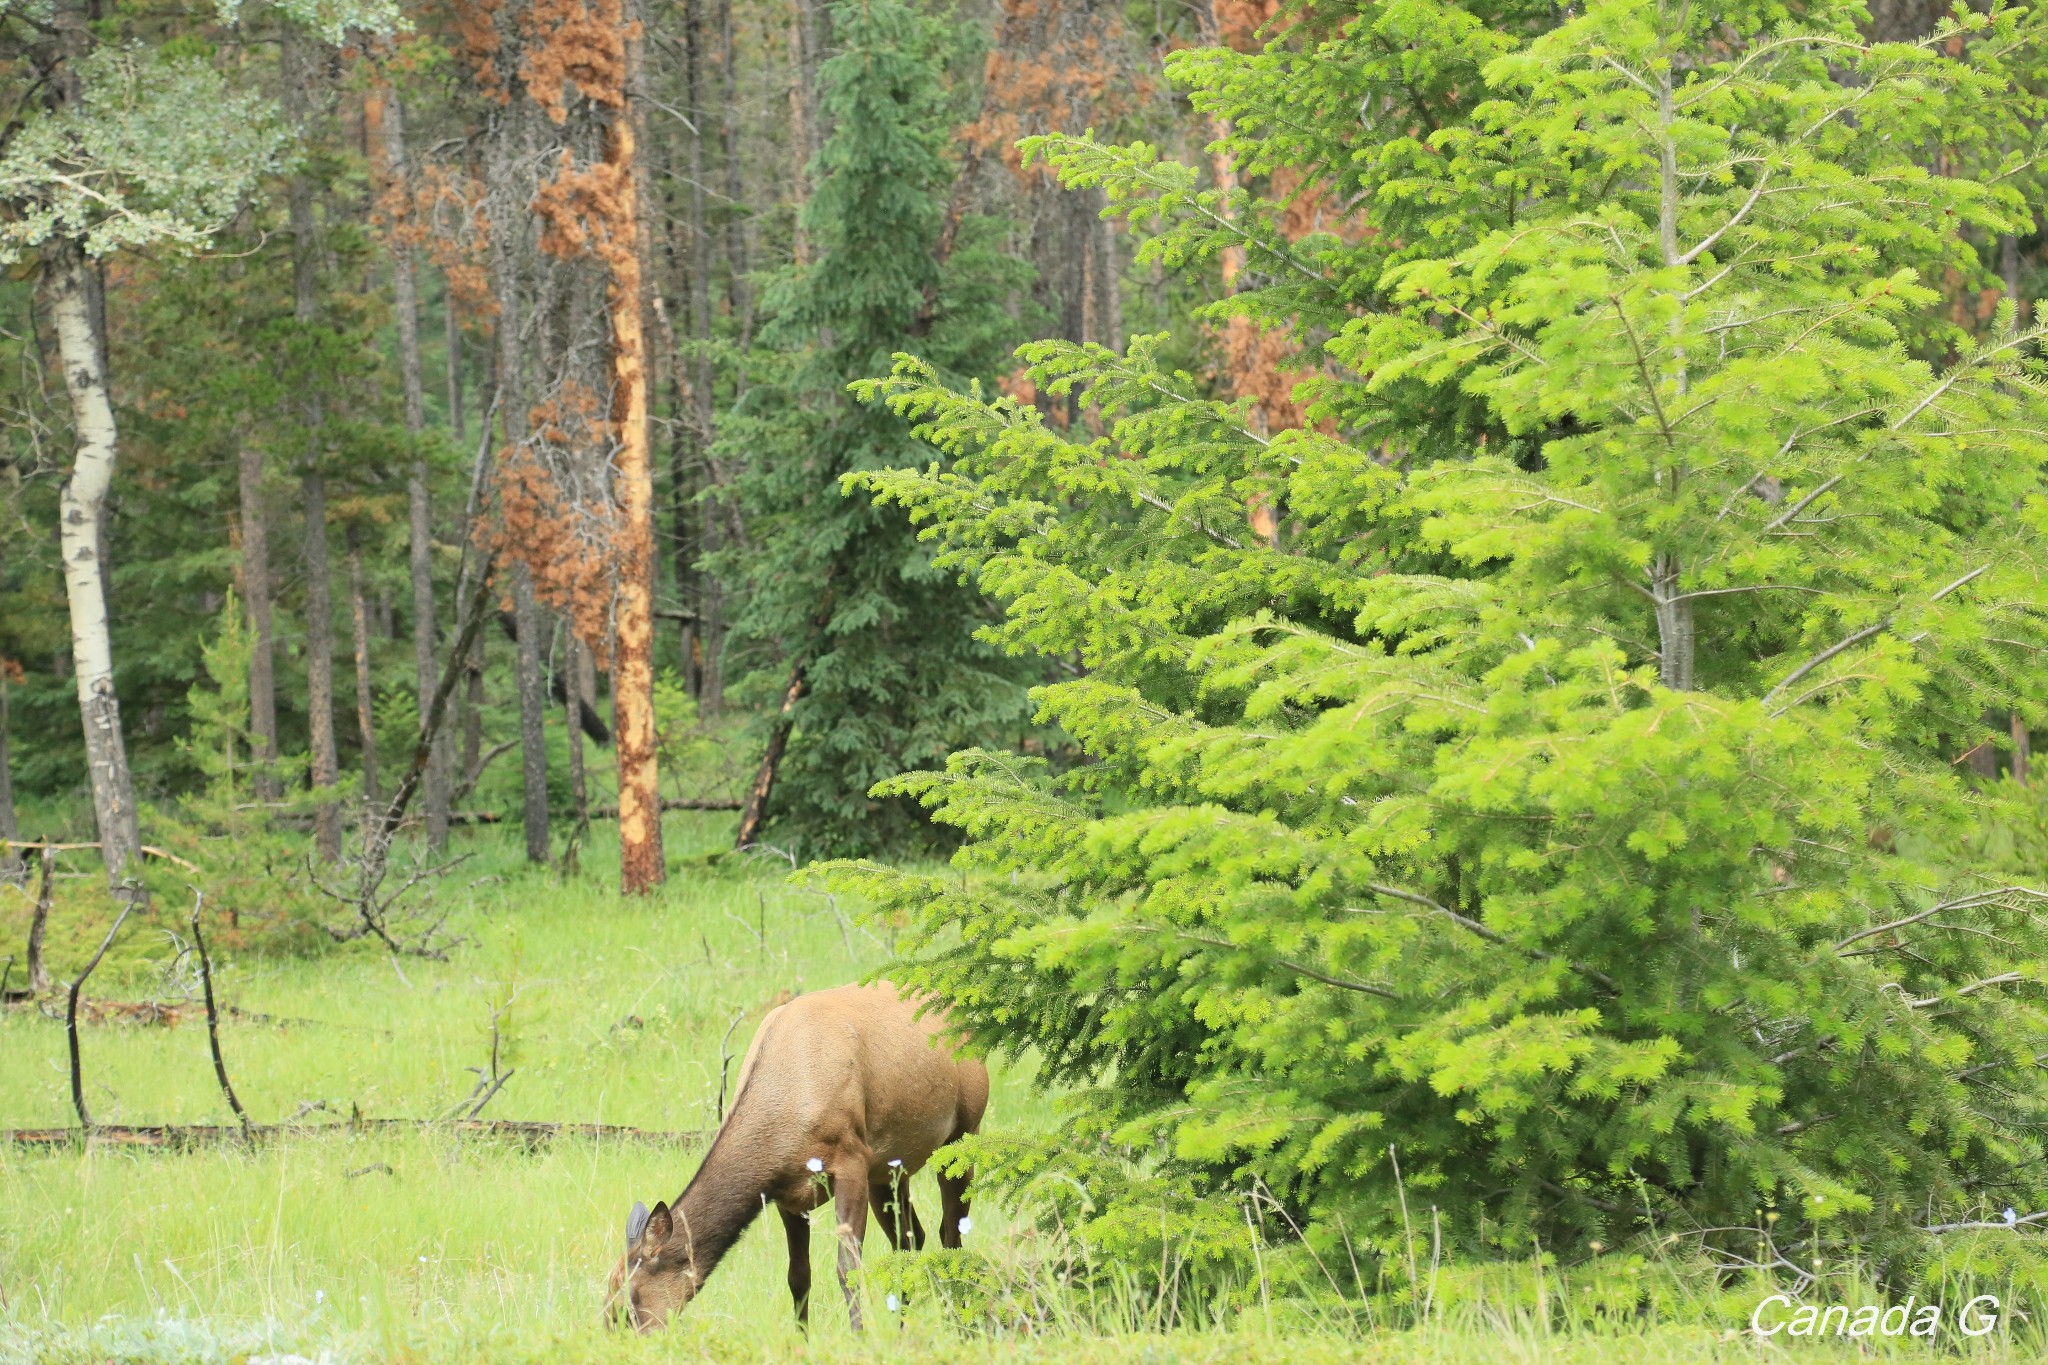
xmin=0 ymin=813 xmax=2037 ymax=1363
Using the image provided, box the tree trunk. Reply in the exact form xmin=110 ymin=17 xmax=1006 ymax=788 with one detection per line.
xmin=512 ymin=568 xmax=550 ymax=862
xmin=565 ymin=633 xmax=588 ymax=822
xmin=0 ymin=667 xmax=18 ymax=879
xmin=347 ymin=533 xmax=380 ymax=806
xmin=446 ymin=272 xmax=466 ymax=447
xmin=463 ymin=644 xmax=484 ymax=784
xmin=287 ymin=31 xmax=342 ymax=861
xmin=612 ymin=16 xmax=664 ymax=894
xmin=1650 ymin=552 xmax=1695 ymax=692
xmin=490 ymin=111 xmax=550 ymax=865
xmin=40 ymin=240 xmax=142 ymax=888
xmin=302 ymin=470 xmax=342 ymax=858
xmin=378 ymin=86 xmax=452 ymax=849
xmin=735 ymin=662 xmax=805 ymax=848
xmin=237 ymin=443 xmax=280 ymax=800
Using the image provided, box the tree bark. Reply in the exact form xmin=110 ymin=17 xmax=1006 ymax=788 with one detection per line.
xmin=446 ymin=273 xmax=466 ymax=447
xmin=1650 ymin=552 xmax=1696 ymax=692
xmin=301 ymin=469 xmax=342 ymax=858
xmin=512 ymin=569 xmax=550 ymax=862
xmin=347 ymin=533 xmax=380 ymax=805
xmin=378 ymin=86 xmax=452 ymax=849
xmin=489 ymin=106 xmax=550 ymax=865
xmin=613 ymin=18 xmax=664 ymax=894
xmin=236 ymin=444 xmax=280 ymax=800
xmin=287 ymin=30 xmax=342 ymax=861
xmin=41 ymin=240 xmax=143 ymax=888
xmin=0 ymin=667 xmax=18 ymax=880
xmin=735 ymin=662 xmax=805 ymax=848
xmin=565 ymin=633 xmax=588 ymax=823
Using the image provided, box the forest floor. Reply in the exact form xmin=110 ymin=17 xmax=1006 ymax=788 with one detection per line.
xmin=0 ymin=814 xmax=2034 ymax=1362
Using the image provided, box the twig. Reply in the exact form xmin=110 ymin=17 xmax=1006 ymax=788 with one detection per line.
xmin=1925 ymin=1210 xmax=2048 ymax=1233
xmin=188 ymin=893 xmax=250 ymax=1135
xmin=66 ymin=889 xmax=138 ymax=1129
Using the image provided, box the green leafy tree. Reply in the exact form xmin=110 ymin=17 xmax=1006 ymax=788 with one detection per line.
xmin=822 ymin=0 xmax=2048 ymax=1290
xmin=716 ymin=0 xmax=1042 ymax=855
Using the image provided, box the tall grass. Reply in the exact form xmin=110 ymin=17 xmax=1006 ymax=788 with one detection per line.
xmin=0 ymin=815 xmax=2036 ymax=1361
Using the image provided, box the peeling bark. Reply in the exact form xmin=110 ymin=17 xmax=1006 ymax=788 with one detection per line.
xmin=612 ymin=48 xmax=664 ymax=894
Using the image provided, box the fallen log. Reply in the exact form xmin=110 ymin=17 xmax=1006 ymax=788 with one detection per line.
xmin=3 ymin=1118 xmax=705 ymax=1151
xmin=589 ymin=797 xmax=742 ymax=818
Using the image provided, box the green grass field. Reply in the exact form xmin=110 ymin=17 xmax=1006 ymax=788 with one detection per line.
xmin=0 ymin=814 xmax=2034 ymax=1362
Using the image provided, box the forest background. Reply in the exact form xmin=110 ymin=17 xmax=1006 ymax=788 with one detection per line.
xmin=11 ymin=0 xmax=2048 ymax=1357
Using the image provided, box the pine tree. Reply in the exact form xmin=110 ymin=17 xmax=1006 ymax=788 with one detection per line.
xmin=719 ymin=0 xmax=1040 ymax=856
xmin=824 ymin=0 xmax=2048 ymax=1283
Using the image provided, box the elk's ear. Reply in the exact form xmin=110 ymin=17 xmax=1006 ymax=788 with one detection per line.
xmin=626 ymin=1200 xmax=651 ymax=1250
xmin=646 ymin=1200 xmax=673 ymax=1246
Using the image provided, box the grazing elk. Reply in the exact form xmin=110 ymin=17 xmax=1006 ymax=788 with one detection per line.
xmin=605 ymin=980 xmax=989 ymax=1331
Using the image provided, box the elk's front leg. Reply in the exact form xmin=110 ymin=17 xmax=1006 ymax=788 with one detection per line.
xmin=780 ymin=1206 xmax=812 ymax=1327
xmin=831 ymin=1156 xmax=871 ymax=1330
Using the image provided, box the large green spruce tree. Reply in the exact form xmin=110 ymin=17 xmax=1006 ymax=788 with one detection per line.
xmin=824 ymin=0 xmax=2048 ymax=1290
xmin=718 ymin=0 xmax=1041 ymax=855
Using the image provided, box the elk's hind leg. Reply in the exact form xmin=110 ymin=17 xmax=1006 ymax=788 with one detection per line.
xmin=938 ymin=1165 xmax=972 ymax=1250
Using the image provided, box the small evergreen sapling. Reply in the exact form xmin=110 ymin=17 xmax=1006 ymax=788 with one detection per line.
xmin=818 ymin=0 xmax=2048 ymax=1283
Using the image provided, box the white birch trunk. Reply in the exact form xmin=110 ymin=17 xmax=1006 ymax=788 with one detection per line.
xmin=44 ymin=243 xmax=142 ymax=885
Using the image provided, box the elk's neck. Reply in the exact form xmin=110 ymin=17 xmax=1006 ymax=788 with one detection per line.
xmin=668 ymin=1108 xmax=775 ymax=1286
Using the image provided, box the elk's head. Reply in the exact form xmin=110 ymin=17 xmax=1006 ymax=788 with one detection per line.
xmin=605 ymin=1199 xmax=703 ymax=1330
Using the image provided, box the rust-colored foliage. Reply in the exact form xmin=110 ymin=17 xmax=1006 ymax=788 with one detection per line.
xmin=489 ymin=383 xmax=624 ymax=660
xmin=971 ymin=0 xmax=1150 ymax=181
xmin=520 ymin=0 xmax=637 ymax=123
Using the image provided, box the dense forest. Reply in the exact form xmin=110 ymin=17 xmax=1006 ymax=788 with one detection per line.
xmin=0 ymin=0 xmax=1236 ymax=879
xmin=13 ymin=0 xmax=2048 ymax=1339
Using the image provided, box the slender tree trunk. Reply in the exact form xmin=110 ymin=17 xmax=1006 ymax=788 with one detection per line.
xmin=1100 ymin=213 xmax=1123 ymax=351
xmin=287 ymin=31 xmax=342 ymax=861
xmin=302 ymin=469 xmax=341 ymax=857
xmin=40 ymin=240 xmax=142 ymax=888
xmin=735 ymin=662 xmax=805 ymax=848
xmin=446 ymin=273 xmax=466 ymax=447
xmin=1650 ymin=552 xmax=1695 ymax=692
xmin=488 ymin=96 xmax=550 ymax=864
xmin=613 ymin=26 xmax=664 ymax=894
xmin=463 ymin=644 xmax=484 ymax=784
xmin=378 ymin=87 xmax=452 ymax=849
xmin=719 ymin=0 xmax=751 ymax=355
xmin=237 ymin=443 xmax=280 ymax=800
xmin=0 ymin=668 xmax=18 ymax=879
xmin=565 ymin=633 xmax=588 ymax=822
xmin=513 ymin=570 xmax=550 ymax=861
xmin=347 ymin=534 xmax=380 ymax=805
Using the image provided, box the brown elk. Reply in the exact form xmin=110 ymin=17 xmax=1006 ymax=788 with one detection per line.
xmin=605 ymin=980 xmax=989 ymax=1331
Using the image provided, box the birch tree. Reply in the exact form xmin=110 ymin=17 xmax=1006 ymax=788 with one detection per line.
xmin=3 ymin=30 xmax=284 ymax=885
